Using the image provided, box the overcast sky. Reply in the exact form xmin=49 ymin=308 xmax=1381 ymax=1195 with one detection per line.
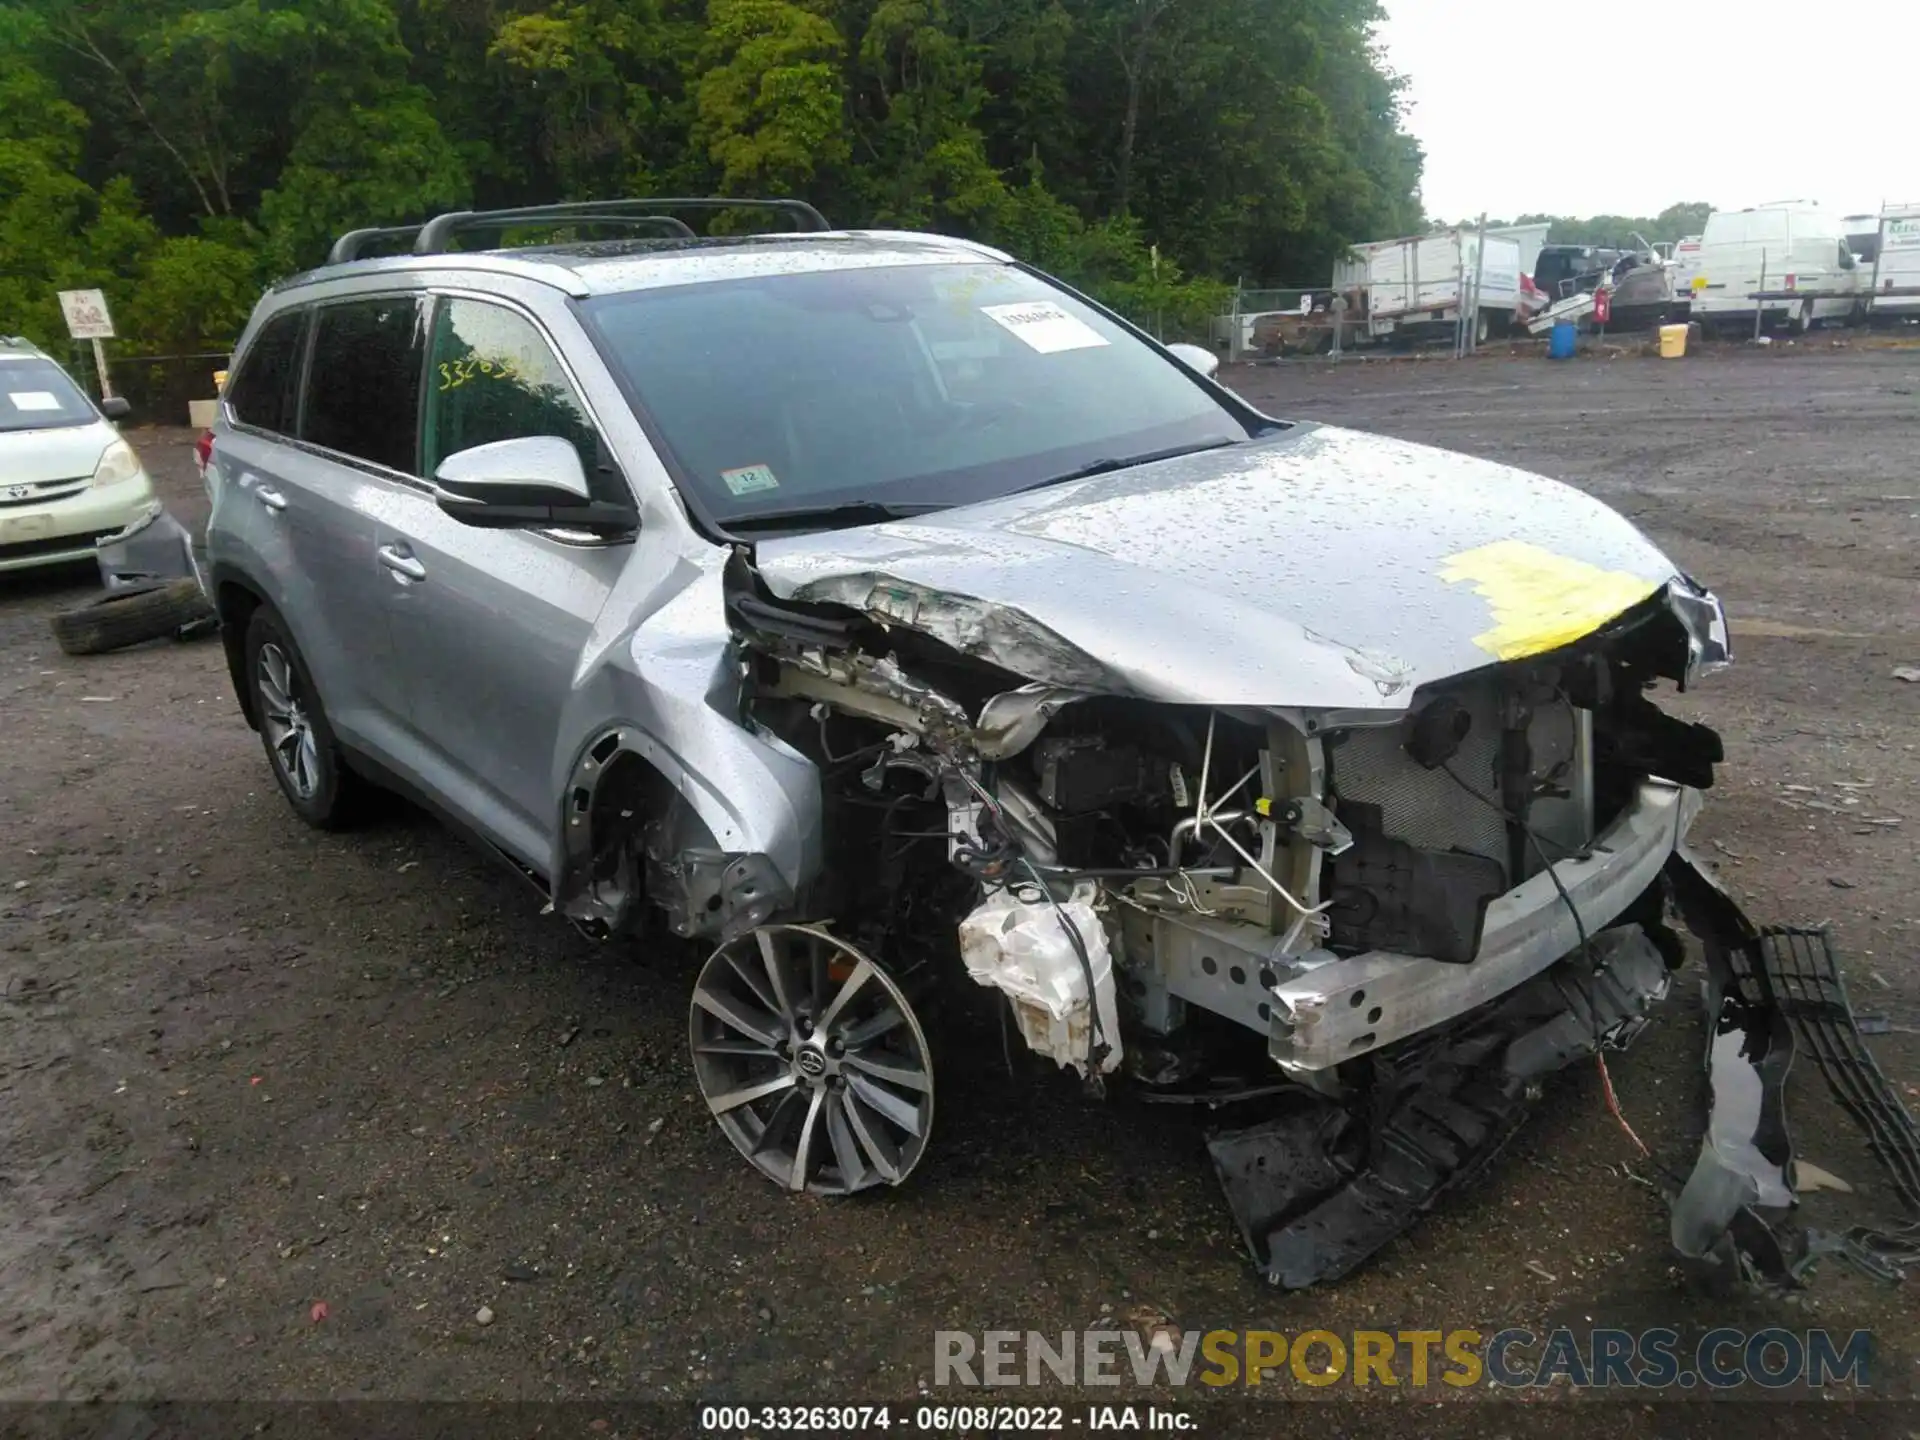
xmin=1374 ymin=0 xmax=1920 ymax=223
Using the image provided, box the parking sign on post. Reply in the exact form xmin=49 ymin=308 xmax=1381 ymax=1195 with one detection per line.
xmin=56 ymin=289 xmax=117 ymax=401
xmin=58 ymin=289 xmax=115 ymax=340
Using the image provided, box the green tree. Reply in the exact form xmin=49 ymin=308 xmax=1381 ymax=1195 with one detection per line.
xmin=695 ymin=0 xmax=849 ymax=192
xmin=259 ymin=93 xmax=469 ymax=270
xmin=484 ymin=1 xmax=702 ymax=198
xmin=848 ymin=0 xmax=1005 ymax=228
xmin=1504 ymin=204 xmax=1719 ymax=249
xmin=1653 ymin=201 xmax=1713 ymax=240
xmin=2 ymin=0 xmax=1427 ymax=347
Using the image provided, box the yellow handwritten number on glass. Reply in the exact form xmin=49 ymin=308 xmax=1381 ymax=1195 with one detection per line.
xmin=437 ymin=355 xmax=520 ymax=392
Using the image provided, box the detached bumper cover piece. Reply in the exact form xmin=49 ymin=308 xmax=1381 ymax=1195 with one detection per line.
xmin=1271 ymin=780 xmax=1697 ymax=1071
xmin=1665 ymin=849 xmax=1805 ymax=1286
xmin=95 ymin=503 xmax=203 ymax=594
xmin=1212 ymin=924 xmax=1672 ymax=1289
xmin=1668 ymin=851 xmax=1920 ymax=1286
xmin=1761 ymin=927 xmax=1920 ymax=1275
xmin=1764 ymin=928 xmax=1920 ymax=1225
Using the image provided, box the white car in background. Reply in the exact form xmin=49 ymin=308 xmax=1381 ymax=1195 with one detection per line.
xmin=0 ymin=336 xmax=154 ymax=574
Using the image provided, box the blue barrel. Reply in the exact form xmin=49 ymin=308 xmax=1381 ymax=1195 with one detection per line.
xmin=1547 ymin=320 xmax=1577 ymax=359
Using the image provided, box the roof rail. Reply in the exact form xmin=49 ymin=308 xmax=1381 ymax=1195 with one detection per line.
xmin=412 ymin=197 xmax=830 ymax=256
xmin=326 ymin=213 xmax=700 ymax=266
xmin=329 ymin=224 xmax=428 ymax=265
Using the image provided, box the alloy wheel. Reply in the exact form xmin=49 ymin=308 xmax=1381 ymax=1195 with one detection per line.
xmin=690 ymin=924 xmax=934 ymax=1195
xmin=256 ymin=642 xmax=320 ymax=800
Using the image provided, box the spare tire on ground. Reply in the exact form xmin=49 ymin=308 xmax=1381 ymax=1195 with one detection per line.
xmin=50 ymin=579 xmax=217 ymax=657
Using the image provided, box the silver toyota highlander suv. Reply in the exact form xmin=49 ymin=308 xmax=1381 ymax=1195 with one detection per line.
xmin=207 ymin=198 xmax=1736 ymax=1287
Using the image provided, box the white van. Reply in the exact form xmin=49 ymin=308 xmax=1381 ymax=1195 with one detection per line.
xmin=1689 ymin=203 xmax=1861 ymax=335
xmin=1669 ymin=235 xmax=1703 ymax=310
xmin=1866 ymin=204 xmax=1920 ymax=322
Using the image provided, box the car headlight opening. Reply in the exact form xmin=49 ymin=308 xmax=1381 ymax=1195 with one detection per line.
xmin=91 ymin=439 xmax=144 ymax=489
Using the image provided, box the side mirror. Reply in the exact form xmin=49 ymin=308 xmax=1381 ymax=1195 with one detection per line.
xmin=100 ymin=396 xmax=131 ymax=421
xmin=1166 ymin=342 xmax=1222 ymax=379
xmin=432 ymin=436 xmax=637 ymax=535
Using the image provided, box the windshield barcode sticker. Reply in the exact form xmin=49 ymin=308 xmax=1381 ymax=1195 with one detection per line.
xmin=980 ymin=301 xmax=1110 ymax=354
xmin=721 ymin=463 xmax=780 ymax=496
xmin=8 ymin=391 xmax=61 ymax=412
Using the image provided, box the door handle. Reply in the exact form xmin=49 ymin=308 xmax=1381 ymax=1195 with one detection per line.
xmin=378 ymin=544 xmax=427 ymax=582
xmin=255 ymin=486 xmax=287 ymax=511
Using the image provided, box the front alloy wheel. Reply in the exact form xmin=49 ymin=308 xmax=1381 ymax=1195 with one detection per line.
xmin=691 ymin=925 xmax=934 ymax=1195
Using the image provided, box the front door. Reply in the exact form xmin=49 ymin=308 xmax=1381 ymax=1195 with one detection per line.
xmin=376 ymin=295 xmax=629 ymax=872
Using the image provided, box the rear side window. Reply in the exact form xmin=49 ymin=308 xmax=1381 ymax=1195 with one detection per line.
xmin=421 ymin=298 xmax=601 ymax=482
xmin=302 ymin=296 xmax=426 ymax=473
xmin=226 ymin=310 xmax=306 ymax=434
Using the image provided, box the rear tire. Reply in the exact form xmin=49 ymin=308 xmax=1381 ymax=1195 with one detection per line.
xmin=49 ymin=579 xmax=214 ymax=656
xmin=243 ymin=606 xmax=373 ymax=829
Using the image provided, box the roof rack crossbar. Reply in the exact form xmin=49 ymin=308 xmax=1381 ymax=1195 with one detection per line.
xmin=412 ymin=197 xmax=829 ymax=255
xmin=328 ymin=224 xmax=427 ymax=265
xmin=454 ymin=212 xmax=700 ymax=242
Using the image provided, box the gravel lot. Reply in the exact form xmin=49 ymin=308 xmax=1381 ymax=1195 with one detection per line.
xmin=2 ymin=347 xmax=1917 ymax=1434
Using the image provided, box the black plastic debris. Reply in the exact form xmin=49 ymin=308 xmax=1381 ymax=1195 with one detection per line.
xmin=1210 ymin=925 xmax=1672 ymax=1288
xmin=1761 ymin=925 xmax=1920 ymax=1270
xmin=1665 ymin=848 xmax=1803 ymax=1287
xmin=95 ymin=504 xmax=200 ymax=593
xmin=1667 ymin=850 xmax=1920 ymax=1286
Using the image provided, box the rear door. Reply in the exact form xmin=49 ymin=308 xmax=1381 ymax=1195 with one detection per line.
xmin=212 ymin=308 xmax=302 ymax=621
xmin=1692 ymin=214 xmax=1753 ymax=316
xmin=213 ymin=297 xmax=420 ymax=758
xmin=374 ymin=293 xmax=629 ymax=872
xmin=275 ymin=293 xmax=428 ymax=758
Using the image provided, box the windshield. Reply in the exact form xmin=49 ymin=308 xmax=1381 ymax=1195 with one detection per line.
xmin=580 ymin=262 xmax=1251 ymax=528
xmin=0 ymin=358 xmax=97 ymax=433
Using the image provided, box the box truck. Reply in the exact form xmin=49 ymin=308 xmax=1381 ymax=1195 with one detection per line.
xmin=1348 ymin=228 xmax=1526 ymax=345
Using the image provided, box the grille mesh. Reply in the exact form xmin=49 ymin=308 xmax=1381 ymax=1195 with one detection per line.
xmin=1328 ymin=685 xmax=1509 ymax=868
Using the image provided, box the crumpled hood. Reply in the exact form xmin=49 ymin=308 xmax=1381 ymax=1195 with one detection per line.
xmin=753 ymin=423 xmax=1684 ymax=711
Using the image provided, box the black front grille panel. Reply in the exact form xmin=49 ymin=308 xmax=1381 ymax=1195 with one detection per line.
xmin=0 ymin=528 xmax=111 ymax=562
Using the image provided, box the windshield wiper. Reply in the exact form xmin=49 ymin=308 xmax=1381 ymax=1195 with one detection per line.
xmin=1014 ymin=438 xmax=1243 ymax=495
xmin=722 ymin=499 xmax=948 ymax=533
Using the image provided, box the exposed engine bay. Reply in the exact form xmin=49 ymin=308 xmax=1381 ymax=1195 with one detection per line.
xmin=596 ymin=545 xmax=1756 ymax=1287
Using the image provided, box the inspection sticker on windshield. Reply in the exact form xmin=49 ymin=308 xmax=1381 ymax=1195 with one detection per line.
xmin=721 ymin=463 xmax=780 ymax=496
xmin=980 ymin=301 xmax=1109 ymax=354
xmin=7 ymin=391 xmax=61 ymax=412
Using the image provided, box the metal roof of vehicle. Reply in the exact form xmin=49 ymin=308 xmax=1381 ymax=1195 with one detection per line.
xmin=274 ymin=231 xmax=1010 ymax=299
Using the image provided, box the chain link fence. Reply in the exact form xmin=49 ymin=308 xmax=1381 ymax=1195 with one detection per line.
xmin=67 ymin=345 xmax=230 ymax=427
xmin=1212 ymin=285 xmax=1350 ymax=362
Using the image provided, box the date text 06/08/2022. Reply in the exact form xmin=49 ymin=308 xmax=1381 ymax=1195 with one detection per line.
xmin=699 ymin=1404 xmax=1197 ymax=1432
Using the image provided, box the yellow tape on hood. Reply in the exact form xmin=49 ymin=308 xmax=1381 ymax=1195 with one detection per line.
xmin=1439 ymin=540 xmax=1662 ymax=661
